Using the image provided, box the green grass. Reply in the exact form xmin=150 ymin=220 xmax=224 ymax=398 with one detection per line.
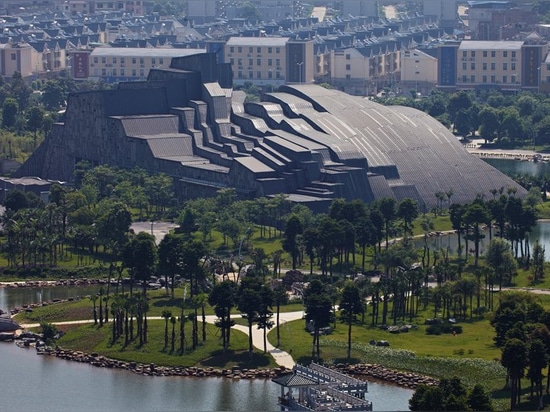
xmin=57 ymin=319 xmax=277 ymax=370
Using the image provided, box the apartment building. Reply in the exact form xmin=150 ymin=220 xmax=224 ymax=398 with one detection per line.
xmin=330 ymin=45 xmax=400 ymax=96
xmin=456 ymin=41 xmax=523 ymax=91
xmin=0 ymin=42 xmax=33 ymax=77
xmin=86 ymin=47 xmax=206 ymax=81
xmin=225 ymin=37 xmax=314 ymax=87
xmin=401 ymin=49 xmax=437 ymax=95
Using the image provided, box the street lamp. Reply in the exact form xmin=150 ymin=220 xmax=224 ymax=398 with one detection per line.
xmin=538 ymin=66 xmax=541 ymax=94
xmin=297 ymin=61 xmax=303 ymax=84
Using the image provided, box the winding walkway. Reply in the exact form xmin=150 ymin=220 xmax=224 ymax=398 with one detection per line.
xmin=19 ymin=310 xmax=305 ymax=369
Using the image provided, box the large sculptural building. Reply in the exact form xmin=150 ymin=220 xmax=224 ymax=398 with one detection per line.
xmin=16 ymin=53 xmax=526 ymax=211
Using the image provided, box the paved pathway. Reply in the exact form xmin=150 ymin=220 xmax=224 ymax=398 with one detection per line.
xmin=20 ymin=310 xmax=305 ymax=369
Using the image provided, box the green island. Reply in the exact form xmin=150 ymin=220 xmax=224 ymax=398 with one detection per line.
xmin=3 ymin=163 xmax=550 ymax=410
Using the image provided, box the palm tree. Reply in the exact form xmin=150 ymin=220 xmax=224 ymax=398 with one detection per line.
xmin=162 ymin=310 xmax=172 ymax=349
xmin=339 ymin=282 xmax=364 ymax=359
xmin=89 ymin=294 xmax=98 ymax=325
xmin=170 ymin=316 xmax=177 ymax=352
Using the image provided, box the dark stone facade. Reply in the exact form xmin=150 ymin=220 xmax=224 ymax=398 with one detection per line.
xmin=16 ymin=53 xmax=526 ymax=211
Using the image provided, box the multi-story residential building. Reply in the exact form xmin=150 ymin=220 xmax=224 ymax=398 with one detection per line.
xmin=0 ymin=42 xmax=33 ymax=77
xmin=456 ymin=41 xmax=523 ymax=91
xmin=85 ymin=47 xmax=206 ymax=81
xmin=187 ymin=0 xmax=217 ymax=24
xmin=401 ymin=49 xmax=438 ymax=96
xmin=225 ymin=37 xmax=314 ymax=87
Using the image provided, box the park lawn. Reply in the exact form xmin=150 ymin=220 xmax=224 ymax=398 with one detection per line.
xmin=14 ymin=291 xmax=306 ymax=324
xmin=58 ymin=319 xmax=277 ymax=370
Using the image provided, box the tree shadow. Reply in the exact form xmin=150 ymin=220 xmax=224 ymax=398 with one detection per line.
xmin=200 ymin=349 xmax=272 ymax=369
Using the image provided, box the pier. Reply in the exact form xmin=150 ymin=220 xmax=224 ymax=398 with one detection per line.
xmin=273 ymin=363 xmax=372 ymax=411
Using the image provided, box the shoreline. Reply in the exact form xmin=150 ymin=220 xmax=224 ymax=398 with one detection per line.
xmin=14 ymin=342 xmax=435 ymax=389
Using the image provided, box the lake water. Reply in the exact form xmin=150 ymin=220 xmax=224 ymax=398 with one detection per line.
xmin=0 ymin=287 xmax=414 ymax=411
xmin=483 ymin=157 xmax=550 ymax=177
xmin=416 ymin=221 xmax=550 ymax=260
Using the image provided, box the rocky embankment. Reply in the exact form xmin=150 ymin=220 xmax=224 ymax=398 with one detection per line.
xmin=38 ymin=347 xmax=287 ymax=379
xmin=0 ymin=278 xmax=104 ymax=288
xmin=335 ymin=363 xmax=439 ymax=389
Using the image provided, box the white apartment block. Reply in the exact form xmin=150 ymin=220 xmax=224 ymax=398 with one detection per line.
xmin=401 ymin=49 xmax=438 ymax=94
xmin=457 ymin=41 xmax=523 ymax=90
xmin=87 ymin=47 xmax=206 ymax=81
xmin=331 ymin=47 xmax=399 ymax=95
xmin=225 ymin=37 xmax=290 ymax=87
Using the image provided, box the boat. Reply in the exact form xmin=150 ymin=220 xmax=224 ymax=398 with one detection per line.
xmin=0 ymin=315 xmax=21 ymax=332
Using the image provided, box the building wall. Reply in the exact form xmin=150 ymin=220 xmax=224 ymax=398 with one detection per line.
xmin=401 ymin=49 xmax=437 ymax=94
xmin=87 ymin=49 xmax=205 ymax=82
xmin=225 ymin=38 xmax=289 ymax=86
xmin=456 ymin=42 xmax=523 ymax=90
xmin=0 ymin=43 xmax=33 ymax=77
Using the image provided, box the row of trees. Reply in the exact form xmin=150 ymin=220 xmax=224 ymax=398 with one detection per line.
xmin=491 ymin=292 xmax=550 ymax=410
xmin=380 ymin=88 xmax=550 ymax=146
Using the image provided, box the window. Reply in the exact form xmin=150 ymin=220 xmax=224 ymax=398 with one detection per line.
xmin=346 ymin=74 xmax=351 ymax=80
xmin=10 ymin=53 xmax=16 ymax=60
xmin=249 ymin=71 xmax=253 ymax=78
xmin=346 ymin=54 xmax=351 ymax=60
xmin=482 ymin=75 xmax=487 ymax=83
xmin=511 ymin=63 xmax=516 ymax=71
xmin=491 ymin=51 xmax=496 ymax=58
xmin=139 ymin=58 xmax=144 ymax=65
xmin=230 ymin=58 xmax=234 ymax=65
xmin=151 ymin=58 xmax=155 ymax=65
xmin=102 ymin=57 xmax=106 ymax=63
xmin=121 ymin=68 xmax=125 ymax=76
xmin=276 ymin=59 xmax=280 ymax=67
xmin=132 ymin=68 xmax=136 ymax=76
xmin=268 ymin=59 xmax=272 ymax=66
xmin=503 ymin=51 xmax=508 ymax=58
xmin=268 ymin=47 xmax=272 ymax=53
xmin=102 ymin=68 xmax=106 ymax=75
xmin=346 ymin=64 xmax=351 ymax=70
xmin=471 ymin=75 xmax=475 ymax=83
xmin=512 ymin=74 xmax=517 ymax=83
xmin=471 ymin=63 xmax=475 ymax=70
xmin=483 ymin=51 xmax=487 ymax=57
xmin=94 ymin=57 xmax=98 ymax=63
xmin=503 ymin=75 xmax=507 ymax=83
xmin=159 ymin=58 xmax=163 ymax=64
xmin=268 ymin=70 xmax=273 ymax=79
xmin=121 ymin=57 xmax=125 ymax=64
xmin=503 ymin=63 xmax=507 ymax=70
xmin=238 ymin=70 xmax=243 ymax=78
xmin=257 ymin=58 xmax=261 ymax=66
xmin=248 ymin=59 xmax=253 ymax=67
xmin=462 ymin=51 xmax=467 ymax=58
xmin=512 ymin=51 xmax=516 ymax=58
xmin=471 ymin=51 xmax=475 ymax=57
xmin=113 ymin=57 xmax=117 ymax=63
xmin=276 ymin=48 xmax=280 ymax=53
xmin=483 ymin=63 xmax=487 ymax=70
xmin=491 ymin=62 xmax=496 ymax=70
xmin=257 ymin=47 xmax=261 ymax=53
xmin=462 ymin=75 xmax=467 ymax=82
xmin=132 ymin=58 xmax=136 ymax=64
xmin=112 ymin=69 xmax=117 ymax=76
xmin=249 ymin=47 xmax=253 ymax=53
xmin=491 ymin=75 xmax=496 ymax=83
xmin=237 ymin=47 xmax=242 ymax=53
xmin=462 ymin=62 xmax=467 ymax=70
xmin=238 ymin=58 xmax=243 ymax=66
xmin=257 ymin=71 xmax=261 ymax=78
xmin=230 ymin=46 xmax=234 ymax=53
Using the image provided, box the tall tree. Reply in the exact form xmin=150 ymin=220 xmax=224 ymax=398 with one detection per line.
xmin=303 ymin=280 xmax=334 ymax=361
xmin=209 ymin=280 xmax=237 ymax=353
xmin=339 ymin=282 xmax=364 ymax=359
